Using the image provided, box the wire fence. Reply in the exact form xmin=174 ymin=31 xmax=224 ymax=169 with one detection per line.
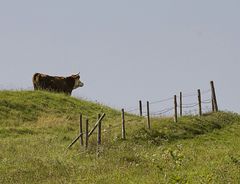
xmin=125 ymin=88 xmax=213 ymax=118
xmin=67 ymin=81 xmax=219 ymax=153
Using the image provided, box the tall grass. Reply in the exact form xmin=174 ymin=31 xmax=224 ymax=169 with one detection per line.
xmin=0 ymin=90 xmax=240 ymax=183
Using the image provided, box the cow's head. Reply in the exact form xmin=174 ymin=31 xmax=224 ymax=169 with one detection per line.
xmin=71 ymin=73 xmax=84 ymax=89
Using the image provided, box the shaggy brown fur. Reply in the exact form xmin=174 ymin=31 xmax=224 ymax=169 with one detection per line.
xmin=33 ymin=73 xmax=84 ymax=95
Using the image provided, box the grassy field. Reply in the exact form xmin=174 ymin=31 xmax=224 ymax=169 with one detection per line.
xmin=0 ymin=90 xmax=240 ymax=184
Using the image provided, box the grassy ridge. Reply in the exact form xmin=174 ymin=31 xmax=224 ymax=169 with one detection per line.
xmin=0 ymin=91 xmax=240 ymax=183
xmin=0 ymin=90 xmax=120 ymax=125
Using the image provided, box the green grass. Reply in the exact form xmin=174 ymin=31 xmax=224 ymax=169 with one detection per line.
xmin=0 ymin=90 xmax=240 ymax=183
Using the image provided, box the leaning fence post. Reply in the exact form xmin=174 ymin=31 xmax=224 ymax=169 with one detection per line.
xmin=88 ymin=113 xmax=105 ymax=137
xmin=198 ymin=89 xmax=202 ymax=116
xmin=139 ymin=100 xmax=143 ymax=117
xmin=180 ymin=92 xmax=183 ymax=117
xmin=79 ymin=114 xmax=83 ymax=146
xmin=121 ymin=109 xmax=126 ymax=140
xmin=147 ymin=101 xmax=151 ymax=129
xmin=174 ymin=95 xmax=178 ymax=122
xmin=210 ymin=81 xmax=218 ymax=112
xmin=85 ymin=118 xmax=89 ymax=149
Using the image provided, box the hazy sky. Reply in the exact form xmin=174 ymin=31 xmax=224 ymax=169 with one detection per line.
xmin=0 ymin=1 xmax=239 ymax=114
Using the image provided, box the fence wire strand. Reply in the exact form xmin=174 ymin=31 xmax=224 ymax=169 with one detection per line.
xmin=149 ymin=97 xmax=173 ymax=105
xmin=151 ymin=107 xmax=174 ymax=116
xmin=125 ymin=88 xmax=211 ymax=113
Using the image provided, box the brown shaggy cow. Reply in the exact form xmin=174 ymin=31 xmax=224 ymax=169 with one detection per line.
xmin=32 ymin=73 xmax=84 ymax=95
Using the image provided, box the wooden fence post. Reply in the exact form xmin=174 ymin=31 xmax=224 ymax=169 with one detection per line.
xmin=174 ymin=95 xmax=178 ymax=122
xmin=180 ymin=92 xmax=183 ymax=117
xmin=85 ymin=119 xmax=89 ymax=149
xmin=210 ymin=81 xmax=218 ymax=112
xmin=88 ymin=113 xmax=105 ymax=137
xmin=147 ymin=101 xmax=151 ymax=129
xmin=121 ymin=109 xmax=126 ymax=140
xmin=198 ymin=89 xmax=202 ymax=116
xmin=211 ymin=98 xmax=215 ymax=112
xmin=79 ymin=114 xmax=83 ymax=146
xmin=139 ymin=100 xmax=143 ymax=116
xmin=97 ymin=114 xmax=101 ymax=145
xmin=67 ymin=133 xmax=83 ymax=149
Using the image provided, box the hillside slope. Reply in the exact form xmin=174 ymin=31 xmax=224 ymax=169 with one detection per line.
xmin=0 ymin=90 xmax=240 ymax=183
xmin=0 ymin=90 xmax=120 ymax=125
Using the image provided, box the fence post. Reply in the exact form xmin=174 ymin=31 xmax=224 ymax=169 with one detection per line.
xmin=139 ymin=100 xmax=143 ymax=116
xmin=97 ymin=114 xmax=101 ymax=145
xmin=147 ymin=101 xmax=151 ymax=129
xmin=211 ymin=98 xmax=215 ymax=112
xmin=210 ymin=81 xmax=218 ymax=112
xmin=180 ymin=92 xmax=183 ymax=117
xmin=88 ymin=113 xmax=106 ymax=137
xmin=85 ymin=118 xmax=89 ymax=149
xmin=121 ymin=109 xmax=126 ymax=140
xmin=97 ymin=114 xmax=101 ymax=157
xmin=174 ymin=95 xmax=178 ymax=122
xmin=198 ymin=89 xmax=202 ymax=116
xmin=79 ymin=114 xmax=83 ymax=146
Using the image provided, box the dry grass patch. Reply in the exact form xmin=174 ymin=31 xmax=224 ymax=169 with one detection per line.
xmin=36 ymin=115 xmax=72 ymax=128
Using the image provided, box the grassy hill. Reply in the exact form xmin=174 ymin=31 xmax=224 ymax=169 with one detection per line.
xmin=0 ymin=90 xmax=240 ymax=183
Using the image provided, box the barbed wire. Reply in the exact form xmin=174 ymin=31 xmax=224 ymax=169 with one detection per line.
xmin=126 ymin=107 xmax=140 ymax=113
xmin=181 ymin=102 xmax=199 ymax=106
xmin=149 ymin=97 xmax=173 ymax=105
xmin=125 ymin=89 xmax=211 ymax=113
xmin=150 ymin=107 xmax=174 ymax=116
xmin=182 ymin=103 xmax=199 ymax=109
xmin=69 ymin=102 xmax=214 ymax=149
xmin=182 ymin=89 xmax=211 ymax=98
xmin=202 ymin=99 xmax=212 ymax=104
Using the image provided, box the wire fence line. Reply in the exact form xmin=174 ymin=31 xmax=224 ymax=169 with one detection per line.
xmin=74 ymin=86 xmax=212 ymax=144
xmin=149 ymin=97 xmax=173 ymax=105
xmin=181 ymin=89 xmax=211 ymax=98
xmin=181 ymin=103 xmax=199 ymax=108
xmin=150 ymin=107 xmax=174 ymax=116
xmin=70 ymin=97 xmax=213 ymax=148
xmin=125 ymin=89 xmax=210 ymax=113
xmin=202 ymin=99 xmax=212 ymax=104
xmin=67 ymin=81 xmax=220 ymax=152
xmin=125 ymin=88 xmax=213 ymax=117
xmin=68 ymin=81 xmax=218 ymax=152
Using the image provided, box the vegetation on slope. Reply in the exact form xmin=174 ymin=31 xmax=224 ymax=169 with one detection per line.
xmin=0 ymin=90 xmax=240 ymax=183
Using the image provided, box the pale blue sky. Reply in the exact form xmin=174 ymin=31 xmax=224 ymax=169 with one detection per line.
xmin=0 ymin=1 xmax=239 ymax=113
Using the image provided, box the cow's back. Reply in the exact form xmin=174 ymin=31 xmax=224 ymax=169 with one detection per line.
xmin=33 ymin=73 xmax=74 ymax=94
xmin=32 ymin=73 xmax=52 ymax=90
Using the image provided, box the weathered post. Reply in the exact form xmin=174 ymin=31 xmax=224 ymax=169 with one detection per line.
xmin=174 ymin=95 xmax=178 ymax=122
xmin=180 ymin=92 xmax=183 ymax=117
xmin=139 ymin=100 xmax=143 ymax=117
xmin=211 ymin=98 xmax=215 ymax=112
xmin=210 ymin=81 xmax=218 ymax=112
xmin=147 ymin=101 xmax=151 ymax=129
xmin=85 ymin=119 xmax=89 ymax=149
xmin=97 ymin=114 xmax=101 ymax=157
xmin=79 ymin=114 xmax=83 ymax=146
xmin=88 ymin=113 xmax=105 ymax=137
xmin=121 ymin=109 xmax=126 ymax=140
xmin=97 ymin=114 xmax=101 ymax=145
xmin=198 ymin=89 xmax=202 ymax=116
